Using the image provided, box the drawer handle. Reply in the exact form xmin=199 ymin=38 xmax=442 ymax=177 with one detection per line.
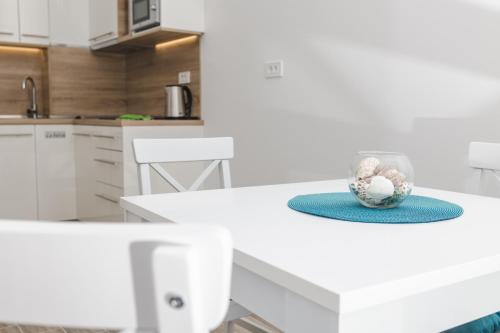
xmin=73 ymin=133 xmax=91 ymax=137
xmin=22 ymin=33 xmax=49 ymax=38
xmin=93 ymin=134 xmax=116 ymax=139
xmin=0 ymin=31 xmax=14 ymax=35
xmin=95 ymin=194 xmax=119 ymax=204
xmin=0 ymin=133 xmax=32 ymax=137
xmin=94 ymin=158 xmax=118 ymax=166
xmin=97 ymin=146 xmax=122 ymax=152
xmin=96 ymin=180 xmax=123 ymax=190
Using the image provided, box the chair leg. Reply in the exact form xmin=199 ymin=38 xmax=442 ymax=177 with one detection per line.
xmin=224 ymin=320 xmax=236 ymax=333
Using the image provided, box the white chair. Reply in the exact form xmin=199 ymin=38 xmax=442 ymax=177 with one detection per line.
xmin=469 ymin=142 xmax=500 ymax=194
xmin=132 ymin=137 xmax=255 ymax=333
xmin=133 ymin=137 xmax=234 ymax=195
xmin=0 ymin=221 xmax=232 ymax=333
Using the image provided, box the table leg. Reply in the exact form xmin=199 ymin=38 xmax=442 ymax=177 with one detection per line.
xmin=231 ymin=264 xmax=339 ymax=333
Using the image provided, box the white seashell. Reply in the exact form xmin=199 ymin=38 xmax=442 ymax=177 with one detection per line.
xmin=366 ymin=176 xmax=395 ymax=202
xmin=356 ymin=157 xmax=380 ymax=179
xmin=378 ymin=168 xmax=406 ymax=187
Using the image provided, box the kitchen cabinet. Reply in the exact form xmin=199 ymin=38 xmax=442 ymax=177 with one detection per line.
xmin=0 ymin=124 xmax=203 ymax=222
xmin=74 ymin=125 xmax=204 ymax=221
xmin=19 ymin=0 xmax=50 ymax=45
xmin=88 ymin=0 xmax=119 ymax=47
xmin=0 ymin=0 xmax=20 ymax=43
xmin=35 ymin=125 xmax=77 ymax=220
xmin=161 ymin=0 xmax=205 ymax=33
xmin=49 ymin=0 xmax=90 ymax=47
xmin=73 ymin=126 xmax=97 ymax=220
xmin=74 ymin=126 xmax=123 ymax=221
xmin=0 ymin=126 xmax=37 ymax=220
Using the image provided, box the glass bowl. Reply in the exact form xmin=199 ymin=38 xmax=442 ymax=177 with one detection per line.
xmin=348 ymin=151 xmax=414 ymax=209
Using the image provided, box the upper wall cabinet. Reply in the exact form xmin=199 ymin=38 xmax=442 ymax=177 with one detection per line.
xmin=0 ymin=0 xmax=50 ymax=46
xmin=0 ymin=0 xmax=20 ymax=43
xmin=89 ymin=0 xmax=122 ymax=47
xmin=19 ymin=0 xmax=50 ymax=45
xmin=160 ymin=0 xmax=204 ymax=33
xmin=49 ymin=0 xmax=90 ymax=47
xmin=91 ymin=0 xmax=204 ymax=53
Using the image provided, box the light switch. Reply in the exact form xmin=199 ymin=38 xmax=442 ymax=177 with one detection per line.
xmin=265 ymin=60 xmax=284 ymax=79
xmin=178 ymin=71 xmax=191 ymax=84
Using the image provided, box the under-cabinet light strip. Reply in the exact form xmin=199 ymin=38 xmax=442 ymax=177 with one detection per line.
xmin=0 ymin=45 xmax=42 ymax=53
xmin=155 ymin=35 xmax=199 ymax=49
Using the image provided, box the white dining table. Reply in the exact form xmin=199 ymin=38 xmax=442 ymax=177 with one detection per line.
xmin=120 ymin=179 xmax=500 ymax=333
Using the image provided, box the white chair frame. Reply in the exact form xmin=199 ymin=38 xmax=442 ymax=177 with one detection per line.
xmin=0 ymin=221 xmax=232 ymax=333
xmin=133 ymin=137 xmax=234 ymax=195
xmin=132 ymin=137 xmax=254 ymax=333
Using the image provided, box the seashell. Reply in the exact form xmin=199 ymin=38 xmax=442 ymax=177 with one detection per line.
xmin=352 ymin=179 xmax=369 ymax=200
xmin=366 ymin=176 xmax=395 ymax=202
xmin=377 ymin=168 xmax=406 ymax=187
xmin=356 ymin=157 xmax=380 ymax=179
xmin=395 ymin=181 xmax=411 ymax=196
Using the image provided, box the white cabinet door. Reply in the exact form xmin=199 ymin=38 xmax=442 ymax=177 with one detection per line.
xmin=49 ymin=0 xmax=89 ymax=47
xmin=74 ymin=127 xmax=98 ymax=220
xmin=19 ymin=0 xmax=50 ymax=45
xmin=35 ymin=125 xmax=77 ymax=220
xmin=0 ymin=0 xmax=20 ymax=43
xmin=88 ymin=0 xmax=118 ymax=45
xmin=161 ymin=0 xmax=205 ymax=33
xmin=0 ymin=126 xmax=38 ymax=220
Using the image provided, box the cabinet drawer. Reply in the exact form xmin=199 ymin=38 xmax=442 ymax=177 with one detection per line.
xmin=94 ymin=158 xmax=123 ymax=187
xmin=94 ymin=147 xmax=123 ymax=163
xmin=92 ymin=129 xmax=122 ymax=151
xmin=95 ymin=181 xmax=123 ymax=216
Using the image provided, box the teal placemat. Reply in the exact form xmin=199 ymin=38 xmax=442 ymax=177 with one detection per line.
xmin=288 ymin=192 xmax=463 ymax=224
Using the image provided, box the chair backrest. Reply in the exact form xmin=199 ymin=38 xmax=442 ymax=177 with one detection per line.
xmin=469 ymin=142 xmax=500 ymax=170
xmin=133 ymin=137 xmax=234 ymax=195
xmin=0 ymin=221 xmax=232 ymax=333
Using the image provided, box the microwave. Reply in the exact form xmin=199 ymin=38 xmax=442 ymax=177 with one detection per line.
xmin=129 ymin=0 xmax=161 ymax=33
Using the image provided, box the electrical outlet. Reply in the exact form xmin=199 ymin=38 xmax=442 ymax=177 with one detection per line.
xmin=265 ymin=60 xmax=284 ymax=79
xmin=178 ymin=71 xmax=191 ymax=84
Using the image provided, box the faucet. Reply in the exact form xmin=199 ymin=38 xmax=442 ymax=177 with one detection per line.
xmin=21 ymin=76 xmax=38 ymax=119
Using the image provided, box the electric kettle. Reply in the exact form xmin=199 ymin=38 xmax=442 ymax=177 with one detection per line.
xmin=165 ymin=85 xmax=193 ymax=118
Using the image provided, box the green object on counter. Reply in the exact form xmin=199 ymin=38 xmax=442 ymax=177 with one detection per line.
xmin=118 ymin=114 xmax=153 ymax=121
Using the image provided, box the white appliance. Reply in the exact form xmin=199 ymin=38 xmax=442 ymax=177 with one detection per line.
xmin=129 ymin=0 xmax=160 ymax=33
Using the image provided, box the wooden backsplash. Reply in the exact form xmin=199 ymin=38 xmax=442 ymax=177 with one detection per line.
xmin=0 ymin=47 xmax=48 ymax=116
xmin=126 ymin=38 xmax=201 ymax=117
xmin=0 ymin=38 xmax=201 ymax=118
xmin=48 ymin=47 xmax=127 ymax=116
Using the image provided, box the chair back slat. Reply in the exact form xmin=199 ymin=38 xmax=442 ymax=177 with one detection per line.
xmin=133 ymin=137 xmax=234 ymax=194
xmin=134 ymin=138 xmax=234 ymax=163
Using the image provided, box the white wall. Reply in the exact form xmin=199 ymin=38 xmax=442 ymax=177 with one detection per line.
xmin=202 ymin=0 xmax=500 ymax=196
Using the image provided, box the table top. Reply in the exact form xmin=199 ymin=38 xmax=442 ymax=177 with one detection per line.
xmin=121 ymin=180 xmax=500 ymax=314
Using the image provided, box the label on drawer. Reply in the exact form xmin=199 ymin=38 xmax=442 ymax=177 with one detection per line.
xmin=45 ymin=131 xmax=66 ymax=139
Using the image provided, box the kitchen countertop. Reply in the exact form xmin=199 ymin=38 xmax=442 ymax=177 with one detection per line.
xmin=0 ymin=118 xmax=204 ymax=127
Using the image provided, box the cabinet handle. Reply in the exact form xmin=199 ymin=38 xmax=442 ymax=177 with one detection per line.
xmin=93 ymin=134 xmax=116 ymax=139
xmin=21 ymin=33 xmax=49 ymax=38
xmin=0 ymin=31 xmax=14 ymax=35
xmin=95 ymin=194 xmax=119 ymax=204
xmin=94 ymin=158 xmax=119 ymax=166
xmin=73 ymin=133 xmax=91 ymax=137
xmin=97 ymin=146 xmax=123 ymax=153
xmin=89 ymin=31 xmax=114 ymax=42
xmin=0 ymin=133 xmax=32 ymax=137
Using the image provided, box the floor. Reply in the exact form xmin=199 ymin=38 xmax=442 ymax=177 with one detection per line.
xmin=0 ymin=316 xmax=280 ymax=333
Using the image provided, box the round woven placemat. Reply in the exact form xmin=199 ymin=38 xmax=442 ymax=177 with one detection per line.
xmin=288 ymin=192 xmax=463 ymax=224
